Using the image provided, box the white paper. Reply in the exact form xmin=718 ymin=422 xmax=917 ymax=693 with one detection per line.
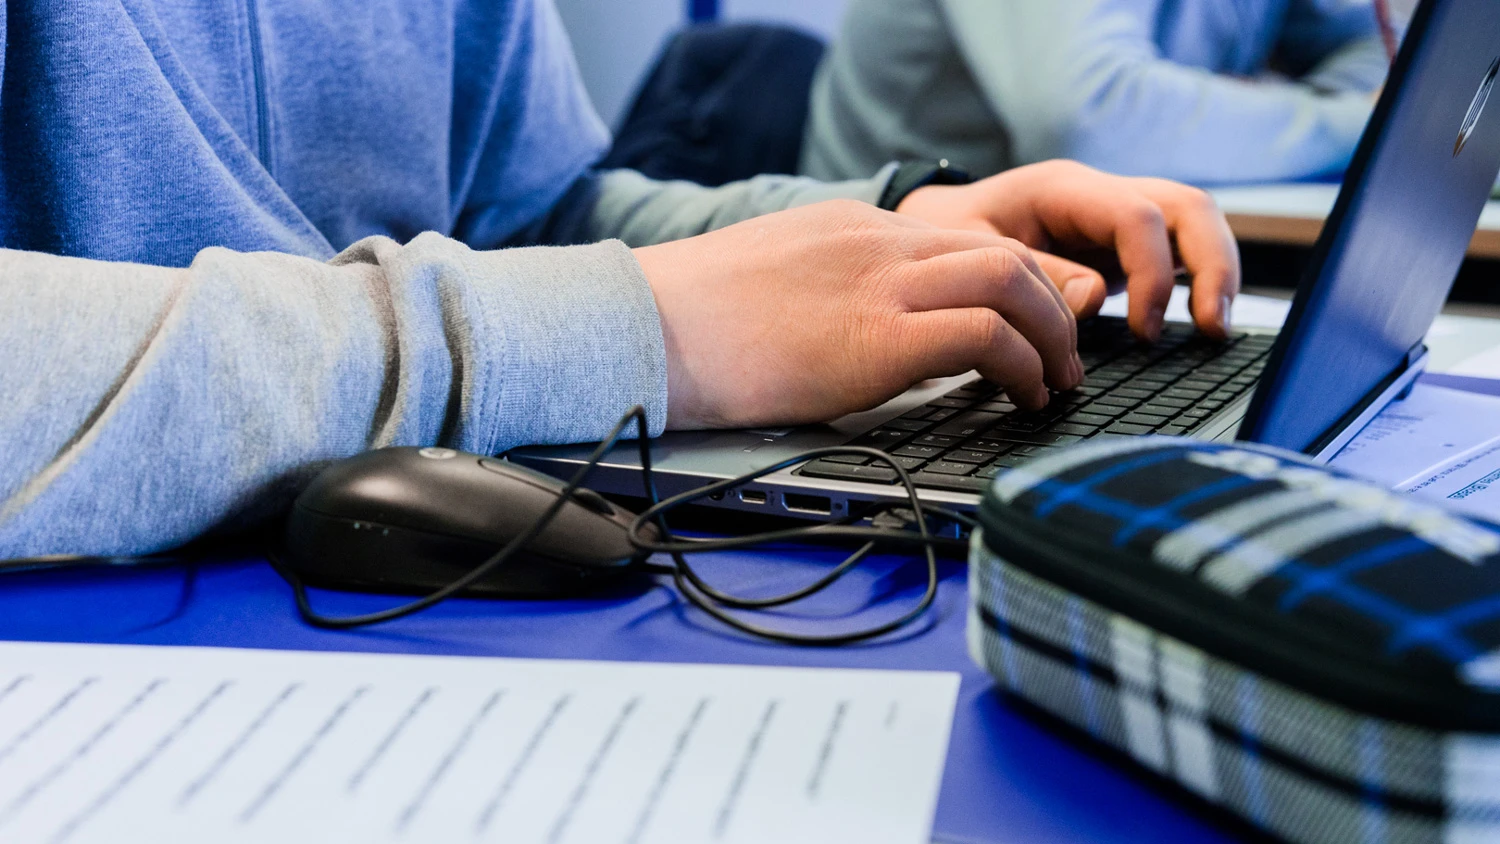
xmin=0 ymin=642 xmax=958 ymax=844
xmin=1450 ymin=343 xmax=1500 ymax=379
xmin=1401 ymin=441 xmax=1500 ymax=522
xmin=1329 ymin=384 xmax=1500 ymax=488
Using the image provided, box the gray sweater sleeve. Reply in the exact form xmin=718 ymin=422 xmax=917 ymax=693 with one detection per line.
xmin=520 ymin=166 xmax=897 ymax=247
xmin=0 ymin=168 xmax=893 ymax=558
xmin=0 ymin=235 xmax=666 ymax=558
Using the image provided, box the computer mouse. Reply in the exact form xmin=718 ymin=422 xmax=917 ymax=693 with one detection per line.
xmin=283 ymin=447 xmax=657 ymax=599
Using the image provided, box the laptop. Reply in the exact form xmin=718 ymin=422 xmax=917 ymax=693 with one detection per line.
xmin=511 ymin=0 xmax=1500 ymax=523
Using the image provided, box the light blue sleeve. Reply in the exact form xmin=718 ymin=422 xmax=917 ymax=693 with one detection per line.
xmin=938 ymin=0 xmax=1379 ymax=184
xmin=0 ymin=235 xmax=666 ymax=558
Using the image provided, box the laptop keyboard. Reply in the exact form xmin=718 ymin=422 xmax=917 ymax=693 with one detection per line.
xmin=797 ymin=318 xmax=1275 ymax=494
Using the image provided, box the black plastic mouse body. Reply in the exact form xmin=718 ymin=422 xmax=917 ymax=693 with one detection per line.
xmin=284 ymin=447 xmax=655 ymax=599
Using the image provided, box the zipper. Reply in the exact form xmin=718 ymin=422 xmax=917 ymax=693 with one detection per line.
xmin=243 ymin=0 xmax=273 ymax=174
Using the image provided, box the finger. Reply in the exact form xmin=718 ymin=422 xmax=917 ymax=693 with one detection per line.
xmin=1107 ymin=197 xmax=1177 ymax=342
xmin=899 ymin=308 xmax=1049 ymax=410
xmin=901 ymin=245 xmax=1081 ymax=390
xmin=1016 ymin=163 xmax=1194 ymax=341
xmin=1034 ymin=251 xmax=1108 ymax=319
xmin=1132 ymin=180 xmax=1241 ymax=339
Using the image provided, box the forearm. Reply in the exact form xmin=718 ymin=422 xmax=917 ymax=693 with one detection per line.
xmin=1297 ymin=36 xmax=1388 ymax=94
xmin=525 ymin=166 xmax=897 ymax=247
xmin=942 ymin=0 xmax=1373 ymax=184
xmin=0 ymin=236 xmax=666 ymax=557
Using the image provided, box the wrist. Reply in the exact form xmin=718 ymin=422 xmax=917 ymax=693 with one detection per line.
xmin=877 ymin=159 xmax=973 ymax=212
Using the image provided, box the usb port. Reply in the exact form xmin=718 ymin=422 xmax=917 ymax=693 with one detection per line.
xmin=782 ymin=493 xmax=832 ymax=515
xmin=739 ymin=489 xmax=768 ymax=505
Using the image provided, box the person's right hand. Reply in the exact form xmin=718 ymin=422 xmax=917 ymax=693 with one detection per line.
xmin=633 ymin=200 xmax=1083 ymax=430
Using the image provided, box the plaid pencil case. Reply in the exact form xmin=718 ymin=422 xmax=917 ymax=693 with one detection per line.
xmin=967 ymin=436 xmax=1500 ymax=844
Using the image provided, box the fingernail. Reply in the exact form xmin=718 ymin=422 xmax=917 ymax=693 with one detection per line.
xmin=1062 ymin=277 xmax=1093 ymax=313
xmin=1219 ymin=295 xmax=1233 ymax=333
xmin=1147 ymin=305 xmax=1166 ymax=342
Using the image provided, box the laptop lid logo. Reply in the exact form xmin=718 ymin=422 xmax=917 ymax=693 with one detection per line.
xmin=1456 ymin=57 xmax=1499 ymax=157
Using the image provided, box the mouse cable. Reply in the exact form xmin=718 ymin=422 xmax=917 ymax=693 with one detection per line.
xmin=274 ymin=406 xmax=977 ymax=645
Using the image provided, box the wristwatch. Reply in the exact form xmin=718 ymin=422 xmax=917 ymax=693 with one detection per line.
xmin=876 ymin=159 xmax=973 ymax=211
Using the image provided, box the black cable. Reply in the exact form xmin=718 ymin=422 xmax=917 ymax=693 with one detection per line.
xmin=264 ymin=405 xmax=978 ymax=643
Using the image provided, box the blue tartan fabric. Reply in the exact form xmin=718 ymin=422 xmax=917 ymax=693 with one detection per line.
xmin=969 ymin=437 xmax=1500 ymax=844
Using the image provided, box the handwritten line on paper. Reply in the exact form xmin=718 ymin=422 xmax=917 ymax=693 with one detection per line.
xmin=52 ymin=682 xmax=231 ymax=844
xmin=0 ymin=678 xmax=96 ymax=771
xmin=396 ymin=689 xmax=503 ymax=831
xmin=474 ymin=692 xmax=571 ymax=834
xmin=807 ymin=701 xmax=848 ymax=799
xmin=547 ymin=697 xmax=640 ymax=844
xmin=179 ymin=682 xmax=300 ymax=807
xmin=239 ymin=685 xmax=368 ymax=823
xmin=347 ymin=686 xmax=435 ymax=794
xmin=0 ymin=679 xmax=164 ymax=827
xmin=715 ymin=699 xmax=779 ymax=839
xmin=625 ymin=697 xmax=710 ymax=844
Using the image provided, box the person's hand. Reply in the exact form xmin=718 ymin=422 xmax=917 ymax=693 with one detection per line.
xmin=895 ymin=160 xmax=1241 ymax=342
xmin=633 ymin=200 xmax=1083 ymax=430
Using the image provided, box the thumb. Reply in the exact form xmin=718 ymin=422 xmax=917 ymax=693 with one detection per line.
xmin=1035 ymin=251 xmax=1108 ymax=319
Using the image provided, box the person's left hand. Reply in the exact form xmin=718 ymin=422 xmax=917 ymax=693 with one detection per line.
xmin=895 ymin=160 xmax=1241 ymax=342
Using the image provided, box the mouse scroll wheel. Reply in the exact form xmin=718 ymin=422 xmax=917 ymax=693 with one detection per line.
xmin=568 ymin=488 xmax=615 ymax=516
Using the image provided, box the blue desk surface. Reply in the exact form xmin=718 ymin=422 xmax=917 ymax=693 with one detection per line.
xmin=7 ymin=373 xmax=1493 ymax=844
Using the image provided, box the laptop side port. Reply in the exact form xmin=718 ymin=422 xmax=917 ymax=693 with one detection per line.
xmin=782 ymin=492 xmax=832 ymax=516
xmin=739 ymin=489 xmax=768 ymax=505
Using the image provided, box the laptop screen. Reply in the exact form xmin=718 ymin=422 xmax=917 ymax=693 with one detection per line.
xmin=1237 ymin=0 xmax=1500 ymax=454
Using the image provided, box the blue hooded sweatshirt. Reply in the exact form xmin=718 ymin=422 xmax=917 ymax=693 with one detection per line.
xmin=0 ymin=0 xmax=886 ymax=556
xmin=0 ymin=0 xmax=610 ymax=263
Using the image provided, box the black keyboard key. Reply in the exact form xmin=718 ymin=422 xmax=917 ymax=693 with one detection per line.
xmin=894 ymin=444 xmax=945 ymax=459
xmin=914 ymin=434 xmax=961 ymax=448
xmin=991 ymin=415 xmax=1047 ymax=433
xmin=1121 ymin=412 xmax=1170 ymax=427
xmin=801 ymin=461 xmax=899 ymax=484
xmin=925 ymin=407 xmax=961 ymax=423
xmin=849 ymin=429 xmax=914 ymax=450
xmin=883 ymin=418 xmax=931 ymax=432
xmin=1091 ymin=394 xmax=1141 ymax=409
xmin=933 ymin=411 xmax=1004 ymax=438
xmin=1009 ymin=444 xmax=1052 ymax=457
xmin=1048 ymin=422 xmax=1099 ymax=437
xmin=1161 ymin=387 xmax=1208 ymax=401
xmin=1104 ymin=422 xmax=1155 ymax=436
xmin=928 ymin=397 xmax=975 ymax=409
xmin=1136 ymin=403 xmax=1185 ymax=419
xmin=989 ymin=453 xmax=1032 ymax=469
xmin=823 ymin=454 xmax=872 ymax=465
xmin=989 ymin=431 xmax=1084 ymax=447
xmin=909 ymin=473 xmax=988 ymax=493
xmin=1180 ymin=408 xmax=1215 ymax=420
xmin=974 ymin=465 xmax=1006 ymax=480
xmin=1178 ymin=378 xmax=1222 ymax=392
xmin=964 ymin=438 xmax=1016 ymax=453
xmin=900 ymin=407 xmax=935 ymax=421
xmin=947 ymin=450 xmax=995 ymax=464
xmin=1111 ymin=387 xmax=1156 ymax=400
xmin=888 ymin=455 xmax=930 ymax=471
xmin=975 ymin=400 xmax=1018 ymax=414
xmin=1208 ymin=389 xmax=1239 ymax=403
xmin=1070 ymin=412 xmax=1117 ymax=427
xmin=926 ymin=461 xmax=978 ymax=476
xmin=1145 ymin=395 xmax=1192 ymax=409
xmin=1158 ymin=425 xmax=1189 ymax=436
